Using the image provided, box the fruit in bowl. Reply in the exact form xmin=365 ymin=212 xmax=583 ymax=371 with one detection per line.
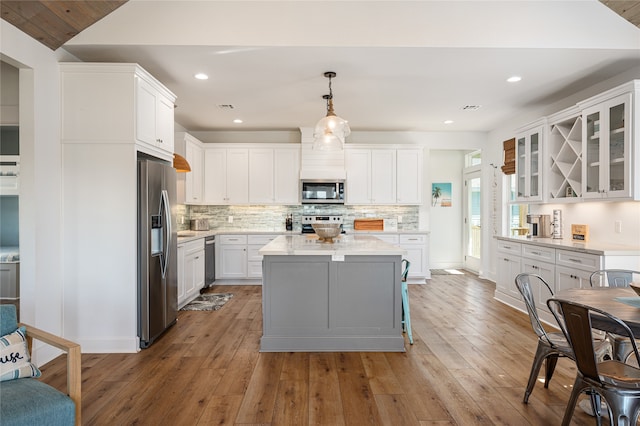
xmin=312 ymin=223 xmax=342 ymax=242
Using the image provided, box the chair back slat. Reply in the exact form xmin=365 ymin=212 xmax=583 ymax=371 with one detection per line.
xmin=589 ymin=269 xmax=640 ymax=288
xmin=515 ymin=273 xmax=555 ymax=346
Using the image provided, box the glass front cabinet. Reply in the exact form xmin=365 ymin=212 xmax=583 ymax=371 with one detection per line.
xmin=514 ymin=124 xmax=544 ymax=202
xmin=581 ymin=93 xmax=631 ymax=200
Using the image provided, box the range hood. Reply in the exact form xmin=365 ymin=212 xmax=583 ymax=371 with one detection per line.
xmin=299 ymin=127 xmax=346 ymax=180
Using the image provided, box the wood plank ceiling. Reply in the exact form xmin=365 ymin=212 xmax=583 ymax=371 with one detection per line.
xmin=0 ymin=1 xmax=128 ymax=50
xmin=0 ymin=1 xmax=638 ymax=52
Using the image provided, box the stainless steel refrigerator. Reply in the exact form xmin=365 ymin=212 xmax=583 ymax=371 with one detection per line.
xmin=137 ymin=154 xmax=177 ymax=349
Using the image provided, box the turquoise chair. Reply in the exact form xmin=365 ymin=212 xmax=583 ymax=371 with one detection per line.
xmin=401 ymin=259 xmax=413 ymax=344
xmin=0 ymin=304 xmax=81 ymax=425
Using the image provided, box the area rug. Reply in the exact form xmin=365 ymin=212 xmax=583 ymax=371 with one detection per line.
xmin=430 ymin=269 xmax=465 ymax=275
xmin=180 ymin=293 xmax=233 ymax=311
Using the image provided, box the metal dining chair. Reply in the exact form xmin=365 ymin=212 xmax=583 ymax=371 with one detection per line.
xmin=590 ymin=269 xmax=640 ymax=363
xmin=548 ymin=298 xmax=640 ymax=426
xmin=401 ymin=259 xmax=413 ymax=344
xmin=515 ymin=273 xmax=573 ymax=403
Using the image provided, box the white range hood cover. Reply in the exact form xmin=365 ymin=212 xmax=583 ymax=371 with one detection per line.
xmin=298 ymin=127 xmax=346 ymax=180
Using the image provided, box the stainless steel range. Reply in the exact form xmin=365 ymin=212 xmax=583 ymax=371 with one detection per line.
xmin=301 ymin=215 xmax=344 ymax=234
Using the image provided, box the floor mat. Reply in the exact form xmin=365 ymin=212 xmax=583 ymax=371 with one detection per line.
xmin=180 ymin=293 xmax=233 ymax=311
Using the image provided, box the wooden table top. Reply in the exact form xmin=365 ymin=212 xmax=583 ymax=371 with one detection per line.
xmin=554 ymin=287 xmax=640 ymax=336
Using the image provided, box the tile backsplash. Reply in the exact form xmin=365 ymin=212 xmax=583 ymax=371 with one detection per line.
xmin=180 ymin=204 xmax=420 ymax=232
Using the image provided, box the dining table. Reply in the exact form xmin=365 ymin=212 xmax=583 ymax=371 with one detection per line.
xmin=554 ymin=287 xmax=640 ymax=336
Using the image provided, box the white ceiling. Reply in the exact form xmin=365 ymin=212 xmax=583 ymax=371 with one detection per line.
xmin=62 ymin=0 xmax=640 ymax=134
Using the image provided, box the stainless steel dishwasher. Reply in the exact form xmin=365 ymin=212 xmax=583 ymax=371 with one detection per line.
xmin=204 ymin=235 xmax=215 ymax=287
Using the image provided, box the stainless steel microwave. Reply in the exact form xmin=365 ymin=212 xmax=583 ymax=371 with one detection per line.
xmin=301 ymin=180 xmax=345 ymax=204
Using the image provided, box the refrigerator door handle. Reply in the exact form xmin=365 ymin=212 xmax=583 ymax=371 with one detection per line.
xmin=160 ymin=189 xmax=172 ymax=279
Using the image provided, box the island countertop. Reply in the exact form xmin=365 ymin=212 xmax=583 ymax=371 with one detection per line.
xmin=259 ymin=234 xmax=407 ymax=256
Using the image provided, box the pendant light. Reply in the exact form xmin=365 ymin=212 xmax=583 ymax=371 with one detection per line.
xmin=313 ymin=71 xmax=350 ymax=150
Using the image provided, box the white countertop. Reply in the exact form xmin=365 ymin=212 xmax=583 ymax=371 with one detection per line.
xmin=259 ymin=234 xmax=407 ymax=256
xmin=496 ymin=235 xmax=640 ymax=256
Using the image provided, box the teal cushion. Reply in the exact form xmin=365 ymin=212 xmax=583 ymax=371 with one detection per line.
xmin=0 ymin=378 xmax=75 ymax=426
xmin=0 ymin=304 xmax=18 ymax=336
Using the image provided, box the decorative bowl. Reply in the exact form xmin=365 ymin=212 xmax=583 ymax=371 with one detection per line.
xmin=312 ymin=223 xmax=342 ymax=242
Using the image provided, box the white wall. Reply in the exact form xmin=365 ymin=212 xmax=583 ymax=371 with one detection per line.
xmin=1 ymin=20 xmax=64 ymax=364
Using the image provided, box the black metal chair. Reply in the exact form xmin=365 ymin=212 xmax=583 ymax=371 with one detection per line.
xmin=401 ymin=259 xmax=413 ymax=344
xmin=548 ymin=298 xmax=640 ymax=426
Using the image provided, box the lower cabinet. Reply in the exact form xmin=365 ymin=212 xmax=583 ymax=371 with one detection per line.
xmin=216 ymin=234 xmax=280 ymax=280
xmin=494 ymin=237 xmax=640 ymax=322
xmin=178 ymin=239 xmax=205 ymax=308
xmin=370 ymin=233 xmax=430 ymax=281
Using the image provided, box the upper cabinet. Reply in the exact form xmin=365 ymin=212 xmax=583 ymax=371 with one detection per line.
xmin=60 ymin=63 xmax=176 ymax=162
xmin=514 ymin=122 xmax=544 ymax=203
xmin=345 ymin=146 xmax=422 ymax=205
xmin=581 ymin=93 xmax=631 ymax=200
xmin=531 ymin=80 xmax=639 ymax=204
xmin=203 ymin=148 xmax=249 ymax=205
xmin=175 ymin=132 xmax=203 ymax=204
xmin=249 ymin=147 xmax=300 ymax=205
xmin=548 ymin=108 xmax=582 ymax=201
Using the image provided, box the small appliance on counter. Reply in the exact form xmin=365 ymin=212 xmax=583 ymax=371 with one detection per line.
xmin=285 ymin=213 xmax=293 ymax=231
xmin=301 ymin=215 xmax=344 ymax=234
xmin=552 ymin=209 xmax=563 ymax=239
xmin=526 ymin=214 xmax=552 ymax=238
xmin=190 ymin=218 xmax=209 ymax=231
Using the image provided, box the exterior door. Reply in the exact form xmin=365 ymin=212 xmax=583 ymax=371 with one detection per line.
xmin=463 ymin=170 xmax=481 ymax=273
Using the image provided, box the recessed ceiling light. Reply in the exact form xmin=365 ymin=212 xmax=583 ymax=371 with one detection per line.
xmin=233 ymin=119 xmax=243 ymax=124
xmin=462 ymin=105 xmax=481 ymax=111
xmin=444 ymin=120 xmax=454 ymax=124
xmin=507 ymin=76 xmax=522 ymax=83
xmin=194 ymin=73 xmax=209 ymax=80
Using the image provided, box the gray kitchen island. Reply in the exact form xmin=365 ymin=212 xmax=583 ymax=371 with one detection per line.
xmin=258 ymin=234 xmax=407 ymax=352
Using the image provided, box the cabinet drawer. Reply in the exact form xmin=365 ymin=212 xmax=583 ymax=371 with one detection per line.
xmin=248 ymin=261 xmax=263 ymax=278
xmin=181 ymin=238 xmax=204 ymax=253
xmin=522 ymin=244 xmax=555 ymax=263
xmin=555 ymin=249 xmax=601 ymax=271
xmin=218 ymin=235 xmax=247 ymax=245
xmin=497 ymin=240 xmax=522 ymax=256
xmin=248 ymin=234 xmax=279 ymax=245
xmin=371 ymin=234 xmax=400 ymax=245
xmin=399 ymin=234 xmax=426 ymax=245
xmin=248 ymin=245 xmax=263 ymax=262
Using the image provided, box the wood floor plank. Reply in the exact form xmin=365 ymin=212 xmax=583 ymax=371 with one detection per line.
xmin=37 ymin=273 xmax=605 ymax=425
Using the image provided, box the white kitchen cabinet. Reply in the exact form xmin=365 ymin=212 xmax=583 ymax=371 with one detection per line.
xmin=136 ymin=77 xmax=175 ymax=155
xmin=399 ymin=234 xmax=429 ymax=280
xmin=249 ymin=147 xmax=300 ymax=205
xmin=177 ymin=239 xmax=205 ymax=308
xmin=61 ymin=62 xmax=176 ymax=163
xmin=203 ymin=148 xmax=249 ymax=204
xmin=175 ymin=132 xmax=203 ymax=204
xmin=216 ymin=234 xmax=279 ymax=280
xmin=217 ymin=235 xmax=248 ymax=279
xmin=548 ymin=108 xmax=583 ymax=200
xmin=514 ymin=123 xmax=544 ymax=202
xmin=582 ymin=93 xmax=632 ymax=200
xmin=345 ymin=148 xmax=395 ymax=204
xmin=247 ymin=234 xmax=280 ymax=278
xmin=495 ymin=237 xmax=640 ymax=324
xmin=396 ymin=149 xmax=423 ymax=204
xmin=346 ymin=147 xmax=421 ymax=205
xmin=495 ymin=240 xmax=522 ymax=300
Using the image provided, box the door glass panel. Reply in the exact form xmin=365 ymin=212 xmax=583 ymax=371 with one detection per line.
xmin=529 ymin=132 xmax=539 ymax=197
xmin=467 ymin=177 xmax=481 ymax=258
xmin=517 ymin=136 xmax=526 ymax=197
xmin=585 ymin=111 xmax=600 ymax=194
xmin=609 ymin=103 xmax=625 ymax=192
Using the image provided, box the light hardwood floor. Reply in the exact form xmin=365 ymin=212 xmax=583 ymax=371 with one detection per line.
xmin=41 ymin=273 xmax=598 ymax=425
